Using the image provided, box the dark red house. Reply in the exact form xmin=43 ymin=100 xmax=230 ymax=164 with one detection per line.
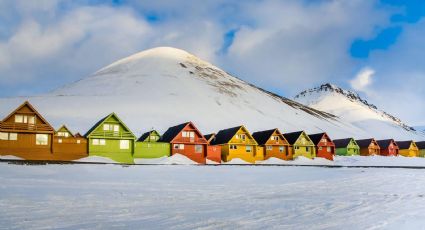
xmin=159 ymin=122 xmax=208 ymax=164
xmin=376 ymin=139 xmax=399 ymax=156
xmin=308 ymin=132 xmax=335 ymax=160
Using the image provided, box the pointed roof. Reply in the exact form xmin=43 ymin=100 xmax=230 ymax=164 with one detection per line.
xmin=211 ymin=126 xmax=243 ymax=145
xmin=377 ymin=139 xmax=398 ymax=149
xmin=204 ymin=133 xmax=216 ymax=143
xmin=397 ymin=140 xmax=415 ymax=150
xmin=416 ymin=141 xmax=425 ymax=149
xmin=84 ymin=113 xmax=135 ymax=138
xmin=74 ymin=133 xmax=84 ymax=138
xmin=283 ymin=131 xmax=304 ymax=145
xmin=252 ymin=129 xmax=284 ymax=145
xmin=1 ymin=101 xmax=53 ymax=129
xmin=356 ymin=139 xmax=377 ymax=148
xmin=56 ymin=125 xmax=74 ymax=136
xmin=159 ymin=122 xmax=206 ymax=143
xmin=308 ymin=133 xmax=328 ymax=145
xmin=333 ymin=138 xmax=356 ymax=148
xmin=138 ymin=130 xmax=160 ymax=142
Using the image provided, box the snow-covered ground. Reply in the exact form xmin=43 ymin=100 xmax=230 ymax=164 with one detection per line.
xmin=1 ymin=163 xmax=425 ymax=229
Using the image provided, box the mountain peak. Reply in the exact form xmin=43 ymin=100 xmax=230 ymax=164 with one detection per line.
xmin=294 ymin=83 xmax=377 ymax=110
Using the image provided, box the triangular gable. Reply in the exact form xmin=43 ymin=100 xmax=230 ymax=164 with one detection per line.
xmin=295 ymin=131 xmax=314 ymax=146
xmin=159 ymin=122 xmax=206 ymax=143
xmin=172 ymin=122 xmax=206 ymax=143
xmin=349 ymin=139 xmax=360 ymax=148
xmin=229 ymin=126 xmax=258 ymax=145
xmin=85 ymin=113 xmax=135 ymax=139
xmin=410 ymin=141 xmax=418 ymax=150
xmin=1 ymin=101 xmax=53 ymax=130
xmin=56 ymin=125 xmax=74 ymax=136
xmin=253 ymin=128 xmax=288 ymax=146
xmin=370 ymin=139 xmax=380 ymax=148
xmin=138 ymin=130 xmax=161 ymax=142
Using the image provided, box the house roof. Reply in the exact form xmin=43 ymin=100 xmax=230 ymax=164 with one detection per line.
xmin=84 ymin=113 xmax=135 ymax=138
xmin=416 ymin=141 xmax=425 ymax=149
xmin=56 ymin=125 xmax=73 ymax=136
xmin=397 ymin=141 xmax=414 ymax=149
xmin=204 ymin=133 xmax=216 ymax=143
xmin=308 ymin=133 xmax=326 ymax=145
xmin=355 ymin=139 xmax=375 ymax=148
xmin=158 ymin=122 xmax=189 ymax=142
xmin=252 ymin=129 xmax=277 ymax=145
xmin=211 ymin=126 xmax=242 ymax=145
xmin=138 ymin=130 xmax=160 ymax=142
xmin=1 ymin=101 xmax=54 ymax=131
xmin=283 ymin=131 xmax=304 ymax=145
xmin=333 ymin=138 xmax=354 ymax=148
xmin=376 ymin=139 xmax=397 ymax=149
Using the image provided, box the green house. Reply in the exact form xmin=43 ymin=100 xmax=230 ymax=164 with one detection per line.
xmin=283 ymin=131 xmax=316 ymax=159
xmin=134 ymin=130 xmax=170 ymax=159
xmin=333 ymin=138 xmax=360 ymax=156
xmin=85 ymin=113 xmax=136 ymax=164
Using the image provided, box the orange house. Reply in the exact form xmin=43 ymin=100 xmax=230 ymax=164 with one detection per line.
xmin=52 ymin=125 xmax=88 ymax=161
xmin=356 ymin=138 xmax=380 ymax=156
xmin=204 ymin=133 xmax=222 ymax=163
xmin=159 ymin=122 xmax=208 ymax=164
xmin=252 ymin=128 xmax=291 ymax=160
xmin=0 ymin=101 xmax=55 ymax=160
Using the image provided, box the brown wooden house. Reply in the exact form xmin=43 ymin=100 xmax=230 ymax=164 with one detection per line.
xmin=356 ymin=138 xmax=380 ymax=156
xmin=252 ymin=128 xmax=291 ymax=160
xmin=0 ymin=101 xmax=55 ymax=160
xmin=52 ymin=125 xmax=88 ymax=161
xmin=376 ymin=139 xmax=399 ymax=156
xmin=159 ymin=122 xmax=209 ymax=164
xmin=309 ymin=133 xmax=335 ymax=161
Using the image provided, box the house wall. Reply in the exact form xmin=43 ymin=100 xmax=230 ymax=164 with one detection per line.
xmin=316 ymin=136 xmax=335 ymax=160
xmin=134 ymin=142 xmax=170 ymax=159
xmin=88 ymin=138 xmax=134 ymax=164
xmin=419 ymin=149 xmax=425 ymax=158
xmin=264 ymin=145 xmax=292 ymax=160
xmin=0 ymin=133 xmax=53 ymax=160
xmin=207 ymin=145 xmax=221 ymax=163
xmin=222 ymin=144 xmax=256 ymax=163
xmin=399 ymin=148 xmax=418 ymax=157
xmin=255 ymin=146 xmax=264 ymax=161
xmin=171 ymin=143 xmax=207 ymax=164
xmin=52 ymin=137 xmax=88 ymax=161
xmin=293 ymin=145 xmax=316 ymax=159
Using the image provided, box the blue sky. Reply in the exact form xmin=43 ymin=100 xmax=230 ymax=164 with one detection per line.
xmin=0 ymin=0 xmax=425 ymax=124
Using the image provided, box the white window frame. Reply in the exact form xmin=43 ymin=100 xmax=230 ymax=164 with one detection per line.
xmin=279 ymin=146 xmax=284 ymax=153
xmin=58 ymin=139 xmax=63 ymax=143
xmin=120 ymin=140 xmax=130 ymax=150
xmin=35 ymin=134 xmax=49 ymax=146
xmin=9 ymin=133 xmax=17 ymax=141
xmin=99 ymin=139 xmax=106 ymax=145
xmin=77 ymin=140 xmax=81 ymax=144
xmin=195 ymin=145 xmax=203 ymax=153
xmin=230 ymin=145 xmax=237 ymax=150
xmin=266 ymin=146 xmax=273 ymax=151
xmin=0 ymin=132 xmax=8 ymax=140
xmin=93 ymin=139 xmax=100 ymax=145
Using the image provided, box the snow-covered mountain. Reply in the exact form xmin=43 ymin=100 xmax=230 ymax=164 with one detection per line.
xmin=0 ymin=47 xmax=422 ymax=140
xmin=294 ymin=83 xmax=423 ymax=140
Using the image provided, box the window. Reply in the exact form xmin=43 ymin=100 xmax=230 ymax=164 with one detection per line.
xmin=58 ymin=132 xmax=69 ymax=137
xmin=195 ymin=145 xmax=203 ymax=153
xmin=230 ymin=145 xmax=237 ymax=150
xmin=15 ymin=115 xmax=35 ymax=124
xmin=306 ymin=147 xmax=309 ymax=152
xmin=58 ymin=139 xmax=62 ymax=143
xmin=99 ymin=139 xmax=106 ymax=145
xmin=279 ymin=146 xmax=284 ymax=153
xmin=36 ymin=134 xmax=49 ymax=145
xmin=246 ymin=146 xmax=252 ymax=152
xmin=77 ymin=140 xmax=81 ymax=144
xmin=321 ymin=138 xmax=327 ymax=143
xmin=103 ymin=124 xmax=119 ymax=132
xmin=295 ymin=146 xmax=299 ymax=150
xmin=174 ymin=144 xmax=184 ymax=149
xmin=150 ymin=136 xmax=157 ymax=141
xmin=327 ymin=147 xmax=331 ymax=152
xmin=93 ymin=139 xmax=99 ymax=145
xmin=9 ymin=133 xmax=17 ymax=141
xmin=182 ymin=131 xmax=195 ymax=138
xmin=120 ymin=140 xmax=130 ymax=149
xmin=271 ymin=136 xmax=279 ymax=141
xmin=240 ymin=134 xmax=246 ymax=140
xmin=0 ymin=132 xmax=8 ymax=140
xmin=319 ymin=147 xmax=322 ymax=150
xmin=266 ymin=146 xmax=273 ymax=151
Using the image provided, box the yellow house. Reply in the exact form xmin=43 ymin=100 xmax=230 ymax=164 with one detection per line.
xmin=283 ymin=131 xmax=316 ymax=159
xmin=211 ymin=126 xmax=261 ymax=163
xmin=397 ymin=140 xmax=419 ymax=157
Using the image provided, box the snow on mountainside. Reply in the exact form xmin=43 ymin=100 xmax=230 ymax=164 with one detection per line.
xmin=294 ymin=83 xmax=423 ymax=140
xmin=0 ymin=47 xmax=422 ymax=140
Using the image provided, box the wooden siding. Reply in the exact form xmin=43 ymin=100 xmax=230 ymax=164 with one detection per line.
xmin=169 ymin=122 xmax=208 ymax=164
xmin=134 ymin=142 xmax=170 ymax=159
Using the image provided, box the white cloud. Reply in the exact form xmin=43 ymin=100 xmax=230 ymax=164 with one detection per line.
xmin=350 ymin=67 xmax=375 ymax=93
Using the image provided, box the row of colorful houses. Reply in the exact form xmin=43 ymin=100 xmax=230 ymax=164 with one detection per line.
xmin=1 ymin=101 xmax=424 ymax=164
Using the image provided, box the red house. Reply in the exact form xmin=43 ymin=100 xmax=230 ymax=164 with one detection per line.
xmin=204 ymin=133 xmax=222 ymax=163
xmin=159 ymin=122 xmax=208 ymax=164
xmin=308 ymin=132 xmax=335 ymax=160
xmin=377 ymin=139 xmax=399 ymax=156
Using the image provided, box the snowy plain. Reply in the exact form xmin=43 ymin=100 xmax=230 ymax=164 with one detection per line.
xmin=1 ymin=162 xmax=425 ymax=229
